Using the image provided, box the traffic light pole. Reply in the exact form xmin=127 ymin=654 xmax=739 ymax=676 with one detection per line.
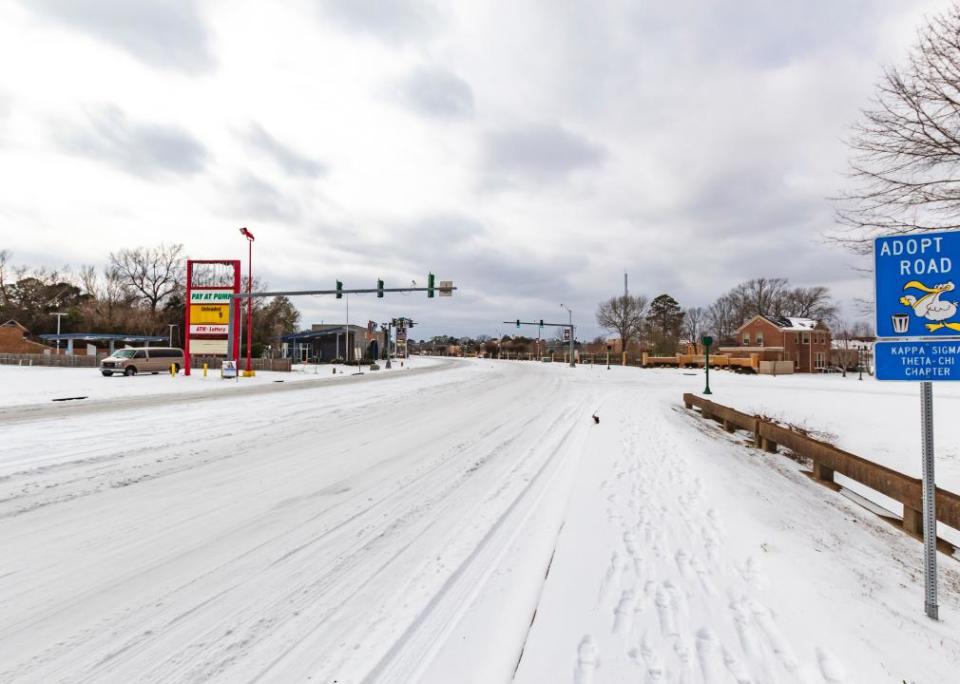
xmin=503 ymin=320 xmax=576 ymax=366
xmin=229 ymin=280 xmax=451 ymax=368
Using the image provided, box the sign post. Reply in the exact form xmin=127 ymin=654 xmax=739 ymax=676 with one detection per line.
xmin=920 ymin=380 xmax=938 ymax=620
xmin=873 ymin=231 xmax=960 ymax=620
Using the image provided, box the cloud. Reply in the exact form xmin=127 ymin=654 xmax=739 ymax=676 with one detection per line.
xmin=316 ymin=0 xmax=440 ymax=46
xmin=397 ymin=67 xmax=475 ymax=120
xmin=0 ymin=93 xmax=10 ymax=145
xmin=482 ymin=123 xmax=605 ymax=187
xmin=322 ymin=212 xmax=582 ymax=301
xmin=230 ymin=174 xmax=300 ymax=223
xmin=246 ymin=124 xmax=327 ymax=178
xmin=22 ymin=0 xmax=213 ymax=72
xmin=56 ymin=106 xmax=207 ymax=178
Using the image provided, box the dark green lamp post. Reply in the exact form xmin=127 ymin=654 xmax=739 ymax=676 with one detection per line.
xmin=701 ymin=335 xmax=713 ymax=395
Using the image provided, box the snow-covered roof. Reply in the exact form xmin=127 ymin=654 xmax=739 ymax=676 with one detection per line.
xmin=735 ymin=314 xmax=828 ymax=333
xmin=831 ymin=339 xmax=874 ymax=350
xmin=763 ymin=315 xmax=821 ymax=332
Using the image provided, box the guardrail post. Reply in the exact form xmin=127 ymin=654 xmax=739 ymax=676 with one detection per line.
xmin=903 ymin=505 xmax=924 ymax=536
xmin=701 ymin=401 xmax=713 ymax=420
xmin=812 ymin=461 xmax=834 ymax=483
xmin=723 ymin=419 xmax=735 ymax=433
xmin=683 ymin=394 xmax=693 ymax=409
xmin=752 ymin=418 xmax=761 ymax=448
xmin=761 ymin=427 xmax=778 ymax=452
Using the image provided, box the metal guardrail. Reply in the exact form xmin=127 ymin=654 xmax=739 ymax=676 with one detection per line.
xmin=682 ymin=393 xmax=960 ymax=537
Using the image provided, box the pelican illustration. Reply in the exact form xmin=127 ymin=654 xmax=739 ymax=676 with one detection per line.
xmin=899 ymin=280 xmax=960 ymax=332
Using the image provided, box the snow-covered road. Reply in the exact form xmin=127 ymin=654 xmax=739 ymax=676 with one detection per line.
xmin=1 ymin=360 xmax=958 ymax=683
xmin=0 ymin=360 xmax=596 ymax=682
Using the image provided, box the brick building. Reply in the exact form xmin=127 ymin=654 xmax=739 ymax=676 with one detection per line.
xmin=0 ymin=320 xmax=54 ymax=354
xmin=720 ymin=315 xmax=832 ymax=373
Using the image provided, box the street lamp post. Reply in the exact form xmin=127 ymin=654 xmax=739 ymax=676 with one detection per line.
xmin=239 ymin=227 xmax=255 ymax=375
xmin=52 ymin=312 xmax=67 ymax=355
xmin=702 ymin=335 xmax=713 ymax=395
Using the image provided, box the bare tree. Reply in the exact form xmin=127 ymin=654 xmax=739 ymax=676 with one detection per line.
xmin=830 ymin=318 xmax=855 ymax=377
xmin=730 ymin=278 xmax=789 ymax=319
xmin=596 ymin=294 xmax=648 ymax=351
xmin=851 ymin=320 xmax=875 ymax=338
xmin=109 ymin=243 xmax=185 ymax=312
xmin=80 ymin=265 xmax=134 ymax=330
xmin=683 ymin=306 xmax=706 ymax=344
xmin=0 ymin=249 xmax=10 ymax=308
xmin=782 ymin=286 xmax=837 ymax=320
xmin=835 ymin=7 xmax=960 ymax=250
xmin=709 ymin=279 xmax=837 ymax=338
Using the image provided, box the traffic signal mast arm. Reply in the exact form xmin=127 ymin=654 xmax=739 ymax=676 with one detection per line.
xmin=234 ymin=284 xmax=456 ymax=298
xmin=503 ymin=320 xmax=573 ymax=329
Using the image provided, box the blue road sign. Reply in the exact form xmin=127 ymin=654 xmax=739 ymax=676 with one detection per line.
xmin=876 ymin=340 xmax=960 ymax=381
xmin=875 ymin=231 xmax=960 ymax=339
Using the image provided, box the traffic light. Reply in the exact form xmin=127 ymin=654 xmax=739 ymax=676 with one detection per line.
xmin=377 ymin=279 xmax=384 ymax=298
xmin=427 ymin=273 xmax=435 ymax=298
xmin=539 ymin=319 xmax=544 ymax=328
xmin=336 ymin=280 xmax=343 ymax=299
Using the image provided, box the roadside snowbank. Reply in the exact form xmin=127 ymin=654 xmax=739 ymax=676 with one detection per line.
xmin=0 ymin=356 xmax=440 ymax=409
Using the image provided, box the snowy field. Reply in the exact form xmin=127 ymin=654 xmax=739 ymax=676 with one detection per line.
xmin=686 ymin=368 xmax=960 ymax=492
xmin=0 ymin=356 xmax=440 ymax=412
xmin=0 ymin=359 xmax=958 ymax=683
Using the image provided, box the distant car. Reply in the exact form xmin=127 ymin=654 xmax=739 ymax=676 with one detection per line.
xmin=100 ymin=347 xmax=185 ymax=376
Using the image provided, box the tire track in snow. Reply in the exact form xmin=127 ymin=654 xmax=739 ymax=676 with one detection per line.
xmin=0 ymin=364 xmax=580 ymax=683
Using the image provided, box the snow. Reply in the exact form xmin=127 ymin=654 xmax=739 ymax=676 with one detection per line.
xmin=782 ymin=316 xmax=819 ymax=331
xmin=0 ymin=356 xmax=439 ymax=411
xmin=0 ymin=359 xmax=958 ymax=682
xmin=515 ymin=364 xmax=960 ymax=684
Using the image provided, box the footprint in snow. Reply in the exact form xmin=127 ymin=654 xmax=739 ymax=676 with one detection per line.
xmin=574 ymin=635 xmax=598 ymax=684
xmin=817 ymin=647 xmax=848 ymax=683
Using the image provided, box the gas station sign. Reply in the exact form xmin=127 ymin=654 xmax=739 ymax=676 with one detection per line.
xmin=190 ymin=304 xmax=230 ymax=324
xmin=189 ymin=324 xmax=229 ymax=335
xmin=190 ymin=289 xmax=233 ymax=304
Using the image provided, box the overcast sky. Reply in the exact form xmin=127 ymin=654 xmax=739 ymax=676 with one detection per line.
xmin=0 ymin=0 xmax=950 ymax=340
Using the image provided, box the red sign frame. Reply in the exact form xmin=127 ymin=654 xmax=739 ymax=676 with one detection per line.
xmin=184 ymin=260 xmax=241 ymax=376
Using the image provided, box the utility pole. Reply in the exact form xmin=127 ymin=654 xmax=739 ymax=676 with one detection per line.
xmin=505 ymin=319 xmax=575 ymax=366
xmin=382 ymin=322 xmax=392 ymax=369
xmin=52 ymin=312 xmax=67 ymax=355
